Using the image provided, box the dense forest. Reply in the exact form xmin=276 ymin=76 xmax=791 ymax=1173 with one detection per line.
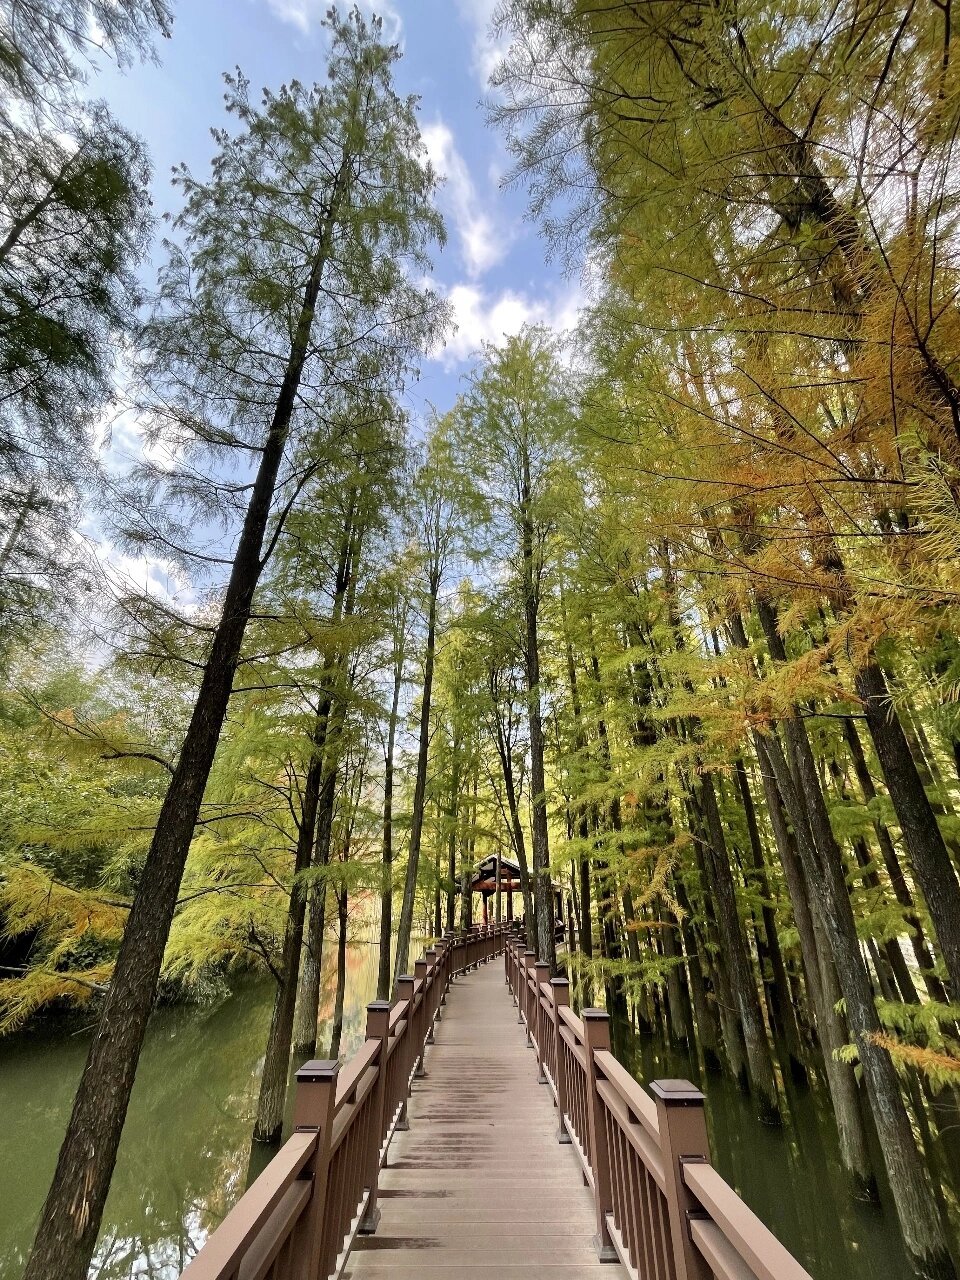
xmin=5 ymin=0 xmax=960 ymax=1277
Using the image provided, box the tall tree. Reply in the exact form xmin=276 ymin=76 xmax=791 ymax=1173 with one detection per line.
xmin=393 ymin=427 xmax=462 ymax=981
xmin=459 ymin=328 xmax=571 ymax=971
xmin=23 ymin=15 xmax=444 ymax=1278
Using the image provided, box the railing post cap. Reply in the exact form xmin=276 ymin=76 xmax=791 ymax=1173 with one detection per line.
xmin=295 ymin=1059 xmax=340 ymax=1083
xmin=534 ymin=959 xmax=550 ymax=970
xmin=582 ymin=1007 xmax=610 ymax=1022
xmin=524 ymin=949 xmax=536 ymax=958
xmin=366 ymin=999 xmax=392 ymax=1012
xmin=650 ymin=1079 xmax=705 ymax=1105
xmin=395 ymin=973 xmax=414 ymax=985
xmin=550 ymin=976 xmax=569 ymax=988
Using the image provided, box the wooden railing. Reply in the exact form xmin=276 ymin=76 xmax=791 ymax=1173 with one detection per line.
xmin=182 ymin=924 xmax=506 ymax=1280
xmin=505 ymin=933 xmax=813 ymax=1280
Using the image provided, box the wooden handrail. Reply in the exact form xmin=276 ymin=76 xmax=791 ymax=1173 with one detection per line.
xmin=179 ymin=1130 xmax=316 ymax=1280
xmin=503 ymin=930 xmax=813 ymax=1280
xmin=181 ymin=924 xmax=507 ymax=1280
xmin=594 ymin=1047 xmax=660 ymax=1141
xmin=684 ymin=1162 xmax=813 ymax=1280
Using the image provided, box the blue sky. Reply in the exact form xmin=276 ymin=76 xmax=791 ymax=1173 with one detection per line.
xmin=84 ymin=1 xmax=583 ymax=603
xmin=96 ymin=0 xmax=581 ymax=428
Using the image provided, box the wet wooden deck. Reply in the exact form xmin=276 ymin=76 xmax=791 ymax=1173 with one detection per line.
xmin=344 ymin=957 xmax=627 ymax=1280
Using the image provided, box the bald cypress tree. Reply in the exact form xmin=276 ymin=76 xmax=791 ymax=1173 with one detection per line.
xmin=24 ymin=13 xmax=444 ymax=1279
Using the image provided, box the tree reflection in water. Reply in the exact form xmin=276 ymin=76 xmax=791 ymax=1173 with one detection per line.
xmin=0 ymin=938 xmax=384 ymax=1279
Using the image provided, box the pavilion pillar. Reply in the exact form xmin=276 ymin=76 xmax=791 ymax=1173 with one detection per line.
xmin=507 ymin=884 xmax=514 ymax=922
xmin=482 ymin=893 xmax=489 ymax=926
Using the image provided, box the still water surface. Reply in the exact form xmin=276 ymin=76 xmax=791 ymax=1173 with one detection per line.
xmin=0 ymin=947 xmax=924 ymax=1279
xmin=617 ymin=1026 xmax=918 ymax=1280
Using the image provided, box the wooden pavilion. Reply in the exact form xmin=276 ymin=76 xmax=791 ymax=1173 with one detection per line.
xmin=466 ymin=853 xmax=564 ymax=930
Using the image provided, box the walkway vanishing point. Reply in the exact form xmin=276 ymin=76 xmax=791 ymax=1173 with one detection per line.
xmin=182 ymin=926 xmax=813 ymax=1280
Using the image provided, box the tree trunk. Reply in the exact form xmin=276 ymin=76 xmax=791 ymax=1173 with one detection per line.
xmin=841 ymin=715 xmax=947 ymax=1002
xmin=854 ymin=658 xmax=960 ymax=1000
xmin=520 ymin=453 xmax=556 ymax=971
xmin=494 ymin=715 xmax=536 ymax=949
xmin=255 ymin=739 xmax=328 ymax=1144
xmin=445 ymin=748 xmax=461 ymax=933
xmin=294 ymin=685 xmax=350 ymax=1058
xmin=675 ymin=876 xmax=720 ymax=1071
xmin=754 ymin=733 xmax=875 ymax=1195
xmin=394 ymin=569 xmax=439 ymax=980
xmin=22 ymin=174 xmax=350 ymax=1280
xmin=377 ymin=625 xmax=404 ymax=1000
xmin=698 ymin=772 xmax=781 ymax=1123
xmin=756 ymin=649 xmax=953 ymax=1273
xmin=328 ymin=886 xmax=348 ymax=1060
xmin=293 ymin=514 xmax=360 ymax=1058
xmin=734 ymin=757 xmax=805 ymax=1078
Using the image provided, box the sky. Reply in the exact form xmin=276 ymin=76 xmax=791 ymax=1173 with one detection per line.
xmin=81 ymin=0 xmax=583 ymax=605
xmin=95 ymin=0 xmax=582 ymax=424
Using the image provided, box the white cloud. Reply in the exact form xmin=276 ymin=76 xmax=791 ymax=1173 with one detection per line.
xmin=265 ymin=0 xmax=402 ymax=43
xmin=455 ymin=0 xmax=507 ymax=89
xmin=422 ymin=119 xmax=508 ymax=278
xmin=434 ymin=280 xmax=584 ymax=367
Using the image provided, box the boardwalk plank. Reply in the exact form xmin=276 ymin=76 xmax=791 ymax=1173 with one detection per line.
xmin=344 ymin=957 xmax=627 ymax=1279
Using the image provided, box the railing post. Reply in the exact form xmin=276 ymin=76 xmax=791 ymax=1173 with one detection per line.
xmin=534 ymin=960 xmax=550 ymax=1082
xmin=441 ymin=933 xmax=454 ymax=1003
xmin=289 ymin=1059 xmax=340 ymax=1280
xmin=414 ymin=958 xmax=429 ymax=1064
xmin=426 ymin=947 xmax=439 ymax=1023
xmin=394 ymin=975 xmax=415 ymax=1130
xmin=651 ymin=1080 xmax=712 ymax=1280
xmin=359 ymin=1001 xmax=391 ymax=1235
xmin=523 ymin=951 xmax=536 ymax=1039
xmin=551 ymin=977 xmax=571 ymax=1145
xmin=582 ymin=1009 xmax=617 ymax=1262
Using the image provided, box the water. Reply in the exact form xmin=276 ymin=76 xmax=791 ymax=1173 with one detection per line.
xmin=0 ymin=940 xmax=383 ymax=1280
xmin=0 ymin=946 xmax=931 ymax=1280
xmin=616 ymin=1025 xmax=919 ymax=1280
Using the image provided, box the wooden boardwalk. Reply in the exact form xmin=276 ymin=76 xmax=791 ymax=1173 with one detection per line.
xmin=183 ymin=929 xmax=813 ymax=1280
xmin=344 ymin=957 xmax=627 ymax=1280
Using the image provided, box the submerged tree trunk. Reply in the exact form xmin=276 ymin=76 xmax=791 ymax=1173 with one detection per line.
xmin=841 ymin=715 xmax=946 ymax=1002
xmin=757 ymin=607 xmax=953 ymax=1273
xmin=753 ymin=732 xmax=874 ymax=1195
xmin=734 ymin=757 xmax=805 ymax=1077
xmin=22 ymin=189 xmax=350 ymax=1280
xmin=854 ymin=658 xmax=960 ymax=1001
xmin=698 ymin=772 xmax=781 ymax=1123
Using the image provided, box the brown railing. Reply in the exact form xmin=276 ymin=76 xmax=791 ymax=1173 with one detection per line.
xmin=182 ymin=924 xmax=505 ymax=1280
xmin=505 ymin=933 xmax=813 ymax=1280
